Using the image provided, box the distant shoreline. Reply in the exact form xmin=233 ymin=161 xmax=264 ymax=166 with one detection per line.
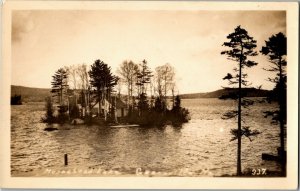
xmin=11 ymin=85 xmax=270 ymax=102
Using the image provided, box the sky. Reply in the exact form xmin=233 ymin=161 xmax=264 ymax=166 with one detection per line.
xmin=12 ymin=10 xmax=286 ymax=94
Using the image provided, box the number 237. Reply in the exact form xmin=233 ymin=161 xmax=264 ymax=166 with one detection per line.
xmin=252 ymin=168 xmax=267 ymax=175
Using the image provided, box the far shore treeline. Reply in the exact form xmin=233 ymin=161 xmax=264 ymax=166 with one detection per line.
xmin=11 ymin=85 xmax=270 ymax=102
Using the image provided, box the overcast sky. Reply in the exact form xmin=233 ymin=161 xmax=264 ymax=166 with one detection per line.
xmin=12 ymin=10 xmax=286 ymax=94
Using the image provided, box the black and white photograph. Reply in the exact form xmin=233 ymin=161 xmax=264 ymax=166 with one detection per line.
xmin=1 ymin=1 xmax=298 ymax=189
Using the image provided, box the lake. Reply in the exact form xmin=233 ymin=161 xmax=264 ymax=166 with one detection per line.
xmin=11 ymin=98 xmax=282 ymax=176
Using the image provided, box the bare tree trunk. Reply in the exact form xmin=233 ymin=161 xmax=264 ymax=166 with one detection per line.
xmin=114 ymin=95 xmax=118 ymax=123
xmin=172 ymin=87 xmax=175 ymax=108
xmin=237 ymin=47 xmax=243 ymax=176
xmin=98 ymin=90 xmax=102 ymax=118
xmin=87 ymin=88 xmax=90 ymax=115
xmin=130 ymin=83 xmax=133 ymax=106
xmin=84 ymin=90 xmax=87 ymax=116
xmin=127 ymin=86 xmax=130 ymax=107
xmin=278 ymin=58 xmax=286 ymax=176
xmin=60 ymin=87 xmax=63 ymax=105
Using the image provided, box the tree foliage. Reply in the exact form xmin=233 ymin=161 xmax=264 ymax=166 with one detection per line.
xmin=89 ymin=60 xmax=118 ymax=96
xmin=89 ymin=59 xmax=118 ymax=118
xmin=221 ymin=25 xmax=258 ymax=86
xmin=261 ymin=32 xmax=287 ymax=175
xmin=77 ymin=64 xmax=90 ymax=113
xmin=117 ymin=60 xmax=139 ymax=106
xmin=136 ymin=59 xmax=153 ymax=95
xmin=155 ymin=63 xmax=175 ymax=98
xmin=136 ymin=59 xmax=153 ymax=114
xmin=41 ymin=96 xmax=55 ymax=123
xmin=51 ymin=68 xmax=69 ymax=105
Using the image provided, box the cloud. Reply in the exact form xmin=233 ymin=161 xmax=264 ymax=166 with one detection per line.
xmin=12 ymin=11 xmax=35 ymax=43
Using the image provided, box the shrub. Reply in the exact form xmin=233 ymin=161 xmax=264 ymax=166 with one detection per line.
xmin=57 ymin=105 xmax=69 ymax=124
xmin=41 ymin=96 xmax=55 ymax=123
xmin=11 ymin=94 xmax=22 ymax=105
xmin=69 ymin=104 xmax=80 ymax=119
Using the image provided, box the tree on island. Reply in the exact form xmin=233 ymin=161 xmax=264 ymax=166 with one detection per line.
xmin=67 ymin=64 xmax=79 ymax=90
xmin=117 ymin=60 xmax=139 ymax=107
xmin=77 ymin=63 xmax=91 ymax=116
xmin=221 ymin=25 xmax=260 ymax=176
xmin=261 ymin=32 xmax=287 ymax=176
xmin=42 ymin=96 xmax=55 ymax=123
xmin=113 ymin=59 xmax=190 ymax=127
xmin=89 ymin=59 xmax=118 ymax=120
xmin=51 ymin=68 xmax=69 ymax=105
xmin=155 ymin=63 xmax=175 ymax=111
xmin=136 ymin=59 xmax=153 ymax=115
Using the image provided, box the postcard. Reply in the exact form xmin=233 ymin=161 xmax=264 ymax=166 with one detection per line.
xmin=0 ymin=1 xmax=298 ymax=189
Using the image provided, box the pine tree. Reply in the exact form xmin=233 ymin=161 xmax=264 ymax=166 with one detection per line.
xmin=221 ymin=25 xmax=260 ymax=176
xmin=51 ymin=68 xmax=69 ymax=105
xmin=136 ymin=59 xmax=153 ymax=115
xmin=136 ymin=59 xmax=152 ymax=95
xmin=155 ymin=63 xmax=175 ymax=111
xmin=89 ymin=59 xmax=118 ymax=119
xmin=261 ymin=32 xmax=287 ymax=175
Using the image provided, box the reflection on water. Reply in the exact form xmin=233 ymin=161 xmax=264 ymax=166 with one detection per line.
xmin=11 ymin=99 xmax=281 ymax=176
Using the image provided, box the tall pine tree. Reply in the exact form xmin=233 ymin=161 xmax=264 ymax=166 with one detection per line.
xmin=261 ymin=32 xmax=287 ymax=176
xmin=136 ymin=59 xmax=153 ymax=114
xmin=221 ymin=25 xmax=260 ymax=176
xmin=89 ymin=59 xmax=118 ymax=120
xmin=51 ymin=68 xmax=69 ymax=105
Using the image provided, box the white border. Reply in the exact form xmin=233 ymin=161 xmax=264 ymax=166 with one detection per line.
xmin=1 ymin=1 xmax=298 ymax=189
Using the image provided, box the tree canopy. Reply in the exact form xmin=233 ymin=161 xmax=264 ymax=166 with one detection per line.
xmin=261 ymin=32 xmax=287 ymax=176
xmin=51 ymin=68 xmax=69 ymax=105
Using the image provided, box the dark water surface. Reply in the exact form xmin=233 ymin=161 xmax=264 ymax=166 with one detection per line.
xmin=11 ymin=99 xmax=281 ymax=176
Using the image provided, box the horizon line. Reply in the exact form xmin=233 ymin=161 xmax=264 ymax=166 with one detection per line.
xmin=10 ymin=84 xmax=271 ymax=95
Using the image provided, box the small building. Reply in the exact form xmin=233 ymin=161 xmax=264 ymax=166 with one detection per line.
xmin=66 ymin=90 xmax=128 ymax=121
xmin=91 ymin=99 xmax=110 ymax=118
xmin=91 ymin=96 xmax=128 ymax=119
xmin=113 ymin=97 xmax=128 ymax=118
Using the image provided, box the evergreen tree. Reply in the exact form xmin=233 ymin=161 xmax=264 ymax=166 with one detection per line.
xmin=43 ymin=96 xmax=54 ymax=123
xmin=89 ymin=59 xmax=118 ymax=119
xmin=154 ymin=97 xmax=164 ymax=112
xmin=174 ymin=95 xmax=181 ymax=110
xmin=51 ymin=68 xmax=69 ymax=105
xmin=261 ymin=32 xmax=287 ymax=175
xmin=136 ymin=59 xmax=152 ymax=95
xmin=136 ymin=59 xmax=153 ymax=115
xmin=221 ymin=25 xmax=260 ymax=176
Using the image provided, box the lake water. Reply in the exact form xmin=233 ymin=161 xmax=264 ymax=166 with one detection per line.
xmin=11 ymin=98 xmax=282 ymax=177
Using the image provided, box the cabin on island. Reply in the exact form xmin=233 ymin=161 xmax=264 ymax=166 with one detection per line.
xmin=113 ymin=97 xmax=128 ymax=118
xmin=91 ymin=96 xmax=128 ymax=118
xmin=91 ymin=98 xmax=111 ymax=118
xmin=66 ymin=89 xmax=128 ymax=120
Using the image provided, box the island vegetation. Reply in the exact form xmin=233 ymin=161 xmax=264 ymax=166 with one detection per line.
xmin=41 ymin=59 xmax=190 ymax=127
